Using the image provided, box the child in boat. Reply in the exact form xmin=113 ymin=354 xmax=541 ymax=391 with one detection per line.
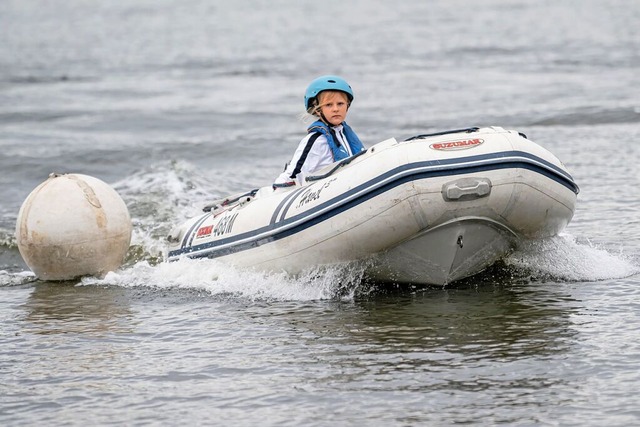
xmin=273 ymin=75 xmax=365 ymax=188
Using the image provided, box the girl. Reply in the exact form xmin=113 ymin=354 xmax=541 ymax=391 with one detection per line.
xmin=273 ymin=75 xmax=365 ymax=188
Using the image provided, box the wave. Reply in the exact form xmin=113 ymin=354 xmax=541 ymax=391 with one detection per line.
xmin=3 ymin=160 xmax=637 ymax=292
xmin=400 ymin=106 xmax=640 ymax=137
xmin=75 ymin=234 xmax=639 ymax=301
xmin=0 ymin=227 xmax=16 ymax=248
xmin=80 ymin=258 xmax=369 ymax=302
xmin=4 ymin=233 xmax=637 ymax=293
xmin=0 ymin=227 xmax=33 ymax=281
xmin=0 ymin=270 xmax=36 ymax=286
xmin=4 ymin=74 xmax=95 ymax=85
xmin=528 ymin=106 xmax=640 ymax=126
xmin=503 ymin=234 xmax=639 ymax=282
xmin=0 ymin=110 xmax=87 ymax=125
xmin=109 ymin=160 xmax=222 ymax=265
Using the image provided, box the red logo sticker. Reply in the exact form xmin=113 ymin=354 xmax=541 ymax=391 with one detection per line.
xmin=429 ymin=138 xmax=484 ymax=151
xmin=196 ymin=225 xmax=213 ymax=238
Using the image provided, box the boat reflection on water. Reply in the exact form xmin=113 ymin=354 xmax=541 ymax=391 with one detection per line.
xmin=288 ymin=267 xmax=581 ymax=371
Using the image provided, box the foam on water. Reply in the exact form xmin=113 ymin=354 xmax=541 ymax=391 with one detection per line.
xmin=3 ymin=161 xmax=638 ymax=291
xmin=0 ymin=269 xmax=36 ymax=286
xmin=112 ymin=160 xmax=217 ymax=226
xmin=81 ymin=258 xmax=368 ymax=302
xmin=3 ymin=210 xmax=638 ymax=291
xmin=108 ymin=160 xmax=223 ymax=263
xmin=74 ymin=232 xmax=640 ymax=301
xmin=504 ymin=233 xmax=639 ymax=282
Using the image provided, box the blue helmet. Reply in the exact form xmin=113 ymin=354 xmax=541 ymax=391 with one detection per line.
xmin=304 ymin=75 xmax=354 ymax=111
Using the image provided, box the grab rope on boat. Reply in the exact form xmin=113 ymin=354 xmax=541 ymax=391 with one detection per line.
xmin=203 ymin=189 xmax=259 ymax=212
xmin=404 ymin=127 xmax=480 ymax=142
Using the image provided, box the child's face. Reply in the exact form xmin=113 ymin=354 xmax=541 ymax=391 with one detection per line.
xmin=318 ymin=91 xmax=349 ymax=126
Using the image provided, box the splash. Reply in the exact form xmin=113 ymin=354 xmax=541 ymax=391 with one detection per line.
xmin=107 ymin=160 xmax=226 ymax=264
xmin=79 ymin=232 xmax=639 ymax=299
xmin=31 ymin=162 xmax=637 ymax=294
xmin=504 ymin=233 xmax=639 ymax=282
xmin=0 ymin=269 xmax=36 ymax=286
xmin=112 ymin=160 xmax=217 ymax=231
xmin=81 ymin=258 xmax=368 ymax=302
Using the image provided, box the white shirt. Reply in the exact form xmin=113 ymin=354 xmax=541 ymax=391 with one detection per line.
xmin=274 ymin=124 xmax=349 ymax=186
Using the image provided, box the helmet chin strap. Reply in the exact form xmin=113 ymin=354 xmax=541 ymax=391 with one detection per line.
xmin=318 ymin=112 xmax=330 ymax=126
xmin=311 ymin=101 xmax=330 ymax=126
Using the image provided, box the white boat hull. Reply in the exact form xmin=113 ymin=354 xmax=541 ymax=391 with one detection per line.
xmin=167 ymin=127 xmax=578 ymax=285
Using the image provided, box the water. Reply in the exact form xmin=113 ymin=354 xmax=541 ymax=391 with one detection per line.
xmin=1 ymin=0 xmax=640 ymax=425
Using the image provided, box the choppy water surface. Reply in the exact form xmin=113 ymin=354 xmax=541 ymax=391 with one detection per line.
xmin=1 ymin=0 xmax=640 ymax=425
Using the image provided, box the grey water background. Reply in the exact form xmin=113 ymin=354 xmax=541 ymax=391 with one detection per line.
xmin=1 ymin=0 xmax=640 ymax=425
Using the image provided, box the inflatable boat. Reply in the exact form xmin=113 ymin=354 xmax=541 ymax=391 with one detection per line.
xmin=166 ymin=126 xmax=579 ymax=285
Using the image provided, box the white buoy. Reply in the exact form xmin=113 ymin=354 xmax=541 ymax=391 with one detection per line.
xmin=16 ymin=173 xmax=132 ymax=281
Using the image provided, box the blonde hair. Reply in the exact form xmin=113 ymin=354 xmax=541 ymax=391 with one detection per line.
xmin=301 ymin=91 xmax=350 ymax=124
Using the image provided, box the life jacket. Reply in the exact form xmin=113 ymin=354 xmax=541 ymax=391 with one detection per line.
xmin=307 ymin=120 xmax=365 ymax=161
